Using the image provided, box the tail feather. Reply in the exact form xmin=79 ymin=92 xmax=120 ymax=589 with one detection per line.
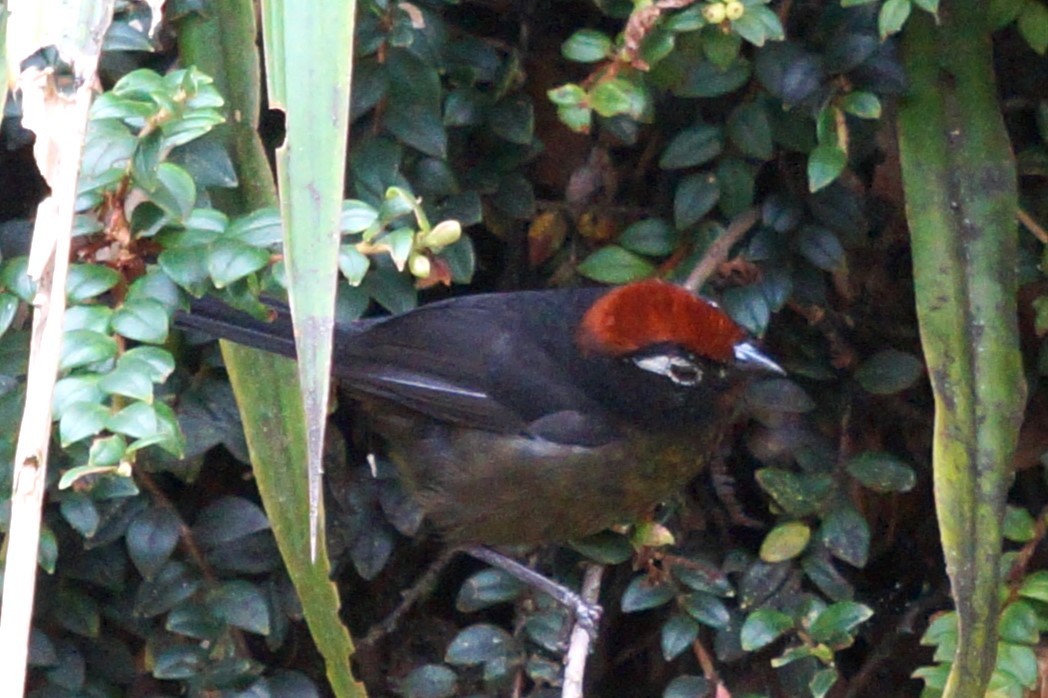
xmin=175 ymin=297 xmax=298 ymax=359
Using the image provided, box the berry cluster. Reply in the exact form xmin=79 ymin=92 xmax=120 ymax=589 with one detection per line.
xmin=702 ymin=0 xmax=745 ymax=24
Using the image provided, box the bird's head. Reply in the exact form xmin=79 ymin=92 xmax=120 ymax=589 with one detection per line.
xmin=573 ymin=279 xmax=782 ymax=426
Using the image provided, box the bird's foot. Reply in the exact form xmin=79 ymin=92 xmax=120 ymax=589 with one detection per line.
xmin=461 ymin=544 xmax=603 ymax=637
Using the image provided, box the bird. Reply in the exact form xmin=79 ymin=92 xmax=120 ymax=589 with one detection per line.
xmin=177 ymin=279 xmax=783 ymax=548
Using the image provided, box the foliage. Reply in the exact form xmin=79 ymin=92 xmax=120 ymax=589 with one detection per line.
xmin=1 ymin=0 xmax=1048 ymax=696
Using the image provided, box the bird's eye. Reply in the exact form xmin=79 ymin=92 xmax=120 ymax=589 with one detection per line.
xmin=669 ymin=361 xmax=700 ymax=385
xmin=632 ymin=355 xmax=703 ymax=386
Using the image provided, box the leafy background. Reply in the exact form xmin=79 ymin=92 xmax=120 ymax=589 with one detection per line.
xmin=1 ymin=0 xmax=1048 ymax=697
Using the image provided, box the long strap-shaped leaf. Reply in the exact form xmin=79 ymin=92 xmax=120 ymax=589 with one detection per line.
xmin=898 ymin=6 xmax=1024 ymax=696
xmin=178 ymin=2 xmax=362 ymax=695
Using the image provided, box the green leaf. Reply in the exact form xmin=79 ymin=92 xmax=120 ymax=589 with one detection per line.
xmin=797 ymin=225 xmax=845 ymax=271
xmin=59 ymin=491 xmax=100 ymax=538
xmin=746 ymin=378 xmax=815 ymax=413
xmin=52 ymin=375 xmax=104 ymax=420
xmin=716 ymin=157 xmax=756 ymax=216
xmin=490 ymin=96 xmax=534 ymax=145
xmin=339 ymin=246 xmax=371 ymax=285
xmin=0 ymin=293 xmax=17 ymax=338
xmin=134 ymin=561 xmax=202 ymax=617
xmin=107 ymin=401 xmax=159 ymax=439
xmin=98 ymin=362 xmax=154 ymax=401
xmin=444 ymin=624 xmax=516 ymax=665
xmin=997 ymin=642 xmax=1038 ymax=689
xmin=158 ymin=245 xmax=211 ymax=295
xmin=681 ymin=591 xmax=730 ymax=628
xmin=748 ymin=5 xmax=786 ymax=41
xmin=208 ymin=580 xmax=270 ymax=635
xmin=807 ymin=144 xmax=848 ymax=192
xmin=810 ymin=667 xmax=839 ymax=698
xmin=59 ymin=401 xmax=110 ymax=446
xmin=727 ymin=101 xmax=773 ymax=160
xmin=226 ymin=208 xmax=282 ymax=246
xmin=547 ymin=83 xmax=586 ymax=107
xmin=621 ymin=574 xmax=675 ymax=612
xmin=66 ymin=264 xmax=120 ymax=303
xmin=569 ymin=530 xmax=634 ymax=564
xmin=1019 ymin=0 xmax=1048 ymax=54
xmin=659 ymin=125 xmax=723 ymax=169
xmin=385 ymin=49 xmax=447 ymax=158
xmin=120 ymin=347 xmax=176 ymax=383
xmin=88 ymin=434 xmax=128 ymax=468
xmin=878 ymin=0 xmax=912 ymax=38
xmin=341 ymin=200 xmax=380 ymax=233
xmin=577 ymin=245 xmax=655 ymax=283
xmin=192 ymin=496 xmax=270 ymax=547
xmin=755 ymin=468 xmax=832 ymax=516
xmin=820 ymin=506 xmax=870 ymax=567
xmin=147 ymin=162 xmax=197 ymax=222
xmin=740 ymin=608 xmax=793 ymax=651
xmin=989 ymin=0 xmax=1026 ymax=28
xmin=562 ymin=29 xmax=612 ymax=63
xmin=590 ymin=77 xmax=648 ymax=120
xmin=854 ymin=348 xmax=924 ymax=394
xmin=703 ymin=30 xmax=742 ymax=70
xmin=663 ymin=676 xmax=710 ymax=698
xmin=661 ymin=613 xmax=699 ymax=660
xmin=998 ymin=600 xmax=1039 ymax=645
xmin=731 ymin=11 xmax=768 ymax=46
xmin=456 ymin=568 xmax=525 ymax=613
xmin=840 ymin=91 xmax=882 ymax=119
xmin=845 ymin=451 xmax=916 ymax=493
xmin=808 ymin=601 xmax=873 ymax=645
xmin=674 ymin=172 xmax=720 ymax=229
xmin=760 ymin=521 xmax=811 ymax=563
xmin=398 ymin=664 xmax=458 ymax=698
xmin=126 ymin=505 xmax=181 ymax=580
xmin=207 ymin=239 xmax=270 ymax=288
xmin=1003 ymin=505 xmax=1037 ymax=543
xmin=618 ymin=218 xmax=678 ymax=256
xmin=1017 ymin=570 xmax=1048 ymax=602
xmin=112 ymin=299 xmax=170 ymax=344
xmin=59 ymin=330 xmax=118 ymax=371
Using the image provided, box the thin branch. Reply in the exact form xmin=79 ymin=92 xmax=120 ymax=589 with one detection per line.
xmin=561 ymin=563 xmax=605 ymax=698
xmin=682 ymin=207 xmax=761 ymax=294
xmin=1018 ymin=207 xmax=1048 ymax=244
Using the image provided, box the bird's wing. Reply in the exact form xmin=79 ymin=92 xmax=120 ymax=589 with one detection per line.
xmin=334 ymin=292 xmax=621 ymax=445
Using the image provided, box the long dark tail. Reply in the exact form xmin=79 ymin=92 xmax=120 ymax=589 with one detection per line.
xmin=174 ymin=297 xmax=299 ymax=359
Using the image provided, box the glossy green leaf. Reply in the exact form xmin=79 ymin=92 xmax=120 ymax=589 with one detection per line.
xmin=879 ymin=0 xmax=912 ymax=38
xmin=808 ymin=601 xmax=873 ymax=645
xmin=760 ymin=521 xmax=811 ymax=563
xmin=998 ymin=600 xmax=1039 ymax=645
xmin=455 ymin=568 xmax=525 ymax=613
xmin=398 ymin=664 xmax=458 ymax=698
xmin=208 ymin=580 xmax=271 ymax=635
xmin=845 ymin=451 xmax=917 ymax=493
xmin=133 ymin=561 xmax=202 ymax=617
xmin=208 ymin=238 xmax=270 ymax=288
xmin=659 ymin=125 xmax=723 ymax=169
xmin=840 ymin=91 xmax=882 ymax=119
xmin=755 ymin=468 xmax=832 ymax=516
xmin=663 ymin=675 xmax=710 ymax=698
xmin=797 ymin=225 xmax=845 ymax=271
xmin=740 ymin=608 xmax=793 ymax=651
xmin=444 ymin=623 xmax=516 ymax=666
xmin=854 ymin=348 xmax=924 ymax=394
xmin=820 ymin=506 xmax=870 ymax=567
xmin=577 ymin=245 xmax=655 ymax=283
xmin=674 ymin=172 xmax=720 ymax=229
xmin=618 ymin=218 xmax=678 ymax=256
xmin=681 ymin=591 xmax=731 ymax=628
xmin=59 ymin=330 xmax=118 ymax=371
xmin=1019 ymin=0 xmax=1048 ymax=54
xmin=621 ymin=575 xmax=675 ymax=612
xmin=60 ymin=492 xmax=100 ymax=538
xmin=111 ymin=299 xmax=170 ymax=344
xmin=1017 ymin=570 xmax=1048 ymax=602
xmin=126 ymin=505 xmax=181 ymax=580
xmin=808 ymin=144 xmax=848 ymax=192
xmin=728 ymin=101 xmax=773 ymax=160
xmin=661 ymin=613 xmax=699 ymax=660
xmin=561 ymin=29 xmax=612 ymax=62
xmin=66 ymin=264 xmax=121 ymax=303
xmin=1003 ymin=505 xmax=1037 ymax=543
xmin=59 ymin=401 xmax=110 ymax=446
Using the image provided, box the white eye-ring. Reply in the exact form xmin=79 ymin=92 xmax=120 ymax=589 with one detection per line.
xmin=633 ymin=354 xmax=703 ymax=386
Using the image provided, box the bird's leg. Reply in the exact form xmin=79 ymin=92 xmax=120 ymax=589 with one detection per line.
xmin=461 ymin=544 xmax=603 ymax=637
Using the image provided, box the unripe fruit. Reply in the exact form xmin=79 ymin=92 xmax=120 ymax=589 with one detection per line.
xmin=725 ymin=0 xmax=745 ymax=20
xmin=408 ymin=251 xmax=431 ymax=278
xmin=702 ymin=2 xmax=727 ymax=24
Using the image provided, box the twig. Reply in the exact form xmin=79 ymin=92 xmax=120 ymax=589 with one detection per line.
xmin=358 ymin=547 xmax=458 ymax=648
xmin=682 ymin=207 xmax=761 ymax=294
xmin=561 ymin=563 xmax=605 ymax=698
xmin=1018 ymin=207 xmax=1048 ymax=244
